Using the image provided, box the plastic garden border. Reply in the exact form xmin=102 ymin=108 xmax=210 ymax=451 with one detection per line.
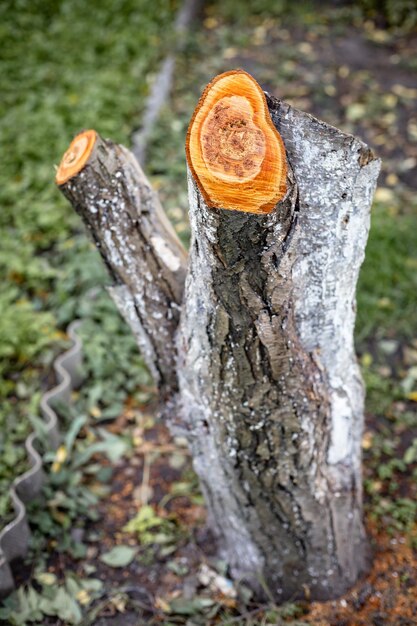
xmin=0 ymin=321 xmax=83 ymax=597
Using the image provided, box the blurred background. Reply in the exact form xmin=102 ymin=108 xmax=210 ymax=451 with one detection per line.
xmin=1 ymin=0 xmax=417 ymax=624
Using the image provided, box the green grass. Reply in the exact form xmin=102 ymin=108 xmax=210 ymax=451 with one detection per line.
xmin=357 ymin=198 xmax=417 ymax=343
xmin=0 ymin=0 xmax=175 ymax=519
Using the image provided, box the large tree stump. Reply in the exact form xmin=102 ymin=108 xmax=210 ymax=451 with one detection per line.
xmin=56 ymin=70 xmax=380 ymax=601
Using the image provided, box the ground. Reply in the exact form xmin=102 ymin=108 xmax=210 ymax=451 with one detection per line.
xmin=0 ymin=1 xmax=416 ymax=625
xmin=5 ymin=410 xmax=416 ymax=625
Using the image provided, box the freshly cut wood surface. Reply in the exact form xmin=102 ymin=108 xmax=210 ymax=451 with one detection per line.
xmin=186 ymin=70 xmax=287 ymax=214
xmin=56 ymin=130 xmax=97 ymax=184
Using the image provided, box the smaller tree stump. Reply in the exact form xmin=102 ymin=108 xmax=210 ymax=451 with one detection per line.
xmin=57 ymin=131 xmax=187 ymax=420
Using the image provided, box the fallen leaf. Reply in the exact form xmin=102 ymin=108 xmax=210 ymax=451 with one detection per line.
xmin=99 ymin=545 xmax=137 ymax=567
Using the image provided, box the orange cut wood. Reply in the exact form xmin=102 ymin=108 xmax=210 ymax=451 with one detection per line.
xmin=56 ymin=129 xmax=97 ymax=185
xmin=186 ymin=70 xmax=287 ymax=214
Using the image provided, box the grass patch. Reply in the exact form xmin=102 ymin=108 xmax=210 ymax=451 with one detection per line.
xmin=0 ymin=0 xmax=175 ymax=519
xmin=357 ymin=196 xmax=417 ymax=343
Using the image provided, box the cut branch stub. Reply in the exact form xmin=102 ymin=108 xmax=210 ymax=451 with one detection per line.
xmin=186 ymin=70 xmax=287 ymax=214
xmin=56 ymin=130 xmax=97 ymax=184
xmin=56 ymin=130 xmax=187 ymax=418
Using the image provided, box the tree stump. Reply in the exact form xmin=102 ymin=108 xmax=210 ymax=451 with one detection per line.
xmin=56 ymin=70 xmax=381 ymax=601
xmin=56 ymin=131 xmax=187 ymax=423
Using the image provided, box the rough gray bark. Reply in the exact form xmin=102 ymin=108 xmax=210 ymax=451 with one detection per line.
xmin=58 ymin=135 xmax=187 ymax=416
xmin=59 ymin=95 xmax=380 ymax=601
xmin=177 ymin=95 xmax=380 ymax=600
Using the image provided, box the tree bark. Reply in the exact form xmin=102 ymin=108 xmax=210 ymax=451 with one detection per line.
xmin=57 ymin=133 xmax=187 ymax=420
xmin=57 ymin=85 xmax=381 ymax=601
xmin=177 ymin=94 xmax=380 ymax=600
